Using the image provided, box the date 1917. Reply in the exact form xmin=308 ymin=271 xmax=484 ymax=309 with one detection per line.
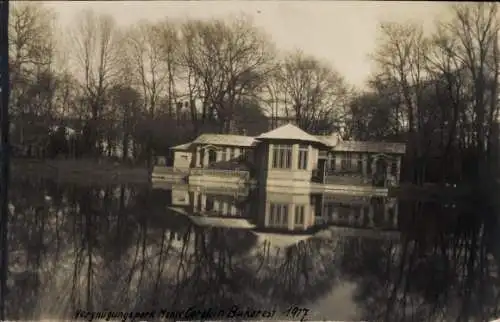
xmin=282 ymin=305 xmax=310 ymax=321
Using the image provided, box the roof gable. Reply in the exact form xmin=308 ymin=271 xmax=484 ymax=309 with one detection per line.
xmin=252 ymin=232 xmax=312 ymax=249
xmin=256 ymin=123 xmax=323 ymax=144
xmin=171 ymin=142 xmax=192 ymax=150
xmin=192 ymin=134 xmax=256 ymax=147
xmin=332 ymin=141 xmax=406 ymax=154
xmin=315 ymin=133 xmax=342 ymax=147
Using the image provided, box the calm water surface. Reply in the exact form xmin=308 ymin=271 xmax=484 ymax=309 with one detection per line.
xmin=5 ymin=178 xmax=500 ymax=321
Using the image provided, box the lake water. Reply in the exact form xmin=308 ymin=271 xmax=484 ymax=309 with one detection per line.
xmin=5 ymin=178 xmax=500 ymax=321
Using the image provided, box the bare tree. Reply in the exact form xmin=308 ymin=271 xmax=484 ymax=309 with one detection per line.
xmin=125 ymin=21 xmax=168 ymax=118
xmin=52 ymin=72 xmax=81 ymax=120
xmin=157 ymin=20 xmax=180 ymax=118
xmin=9 ymin=3 xmax=57 ymax=150
xmin=108 ymin=83 xmax=142 ymax=161
xmin=371 ymin=21 xmax=431 ymax=183
xmin=362 ymin=4 xmax=500 ymax=183
xmin=424 ymin=20 xmax=471 ymax=177
xmin=260 ymin=67 xmax=282 ymax=129
xmin=124 ymin=20 xmax=179 ymax=167
xmin=180 ymin=16 xmax=275 ymax=133
xmin=177 ymin=21 xmax=202 ymax=133
xmin=72 ymin=9 xmax=120 ymax=156
xmin=276 ymin=50 xmax=349 ymax=134
xmin=442 ymin=4 xmax=500 ymax=172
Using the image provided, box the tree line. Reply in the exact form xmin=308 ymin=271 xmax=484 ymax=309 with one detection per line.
xmin=7 ymin=3 xmax=500 ymax=184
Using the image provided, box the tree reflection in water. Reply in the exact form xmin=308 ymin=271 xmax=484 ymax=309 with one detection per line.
xmin=347 ymin=198 xmax=500 ymax=322
xmin=5 ymin=178 xmax=500 ymax=321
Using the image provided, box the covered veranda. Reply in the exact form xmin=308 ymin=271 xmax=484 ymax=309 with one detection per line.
xmin=314 ymin=150 xmax=403 ymax=187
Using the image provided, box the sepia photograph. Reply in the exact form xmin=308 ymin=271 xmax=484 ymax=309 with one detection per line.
xmin=0 ymin=1 xmax=499 ymax=321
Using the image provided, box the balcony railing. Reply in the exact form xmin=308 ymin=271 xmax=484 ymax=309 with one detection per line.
xmin=324 ymin=174 xmax=366 ymax=185
xmin=199 ymin=209 xmax=244 ymax=217
xmin=189 ymin=168 xmax=250 ymax=180
xmin=152 ymin=166 xmax=250 ymax=181
xmin=152 ymin=166 xmax=188 ymax=174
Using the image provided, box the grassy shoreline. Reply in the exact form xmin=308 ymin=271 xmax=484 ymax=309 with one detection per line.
xmin=11 ymin=158 xmax=150 ymax=184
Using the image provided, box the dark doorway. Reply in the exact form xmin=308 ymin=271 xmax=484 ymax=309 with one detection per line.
xmin=373 ymin=157 xmax=388 ymax=187
xmin=314 ymin=159 xmax=326 ymax=183
xmin=200 ymin=149 xmax=205 ymax=168
xmin=208 ymin=149 xmax=217 ymax=165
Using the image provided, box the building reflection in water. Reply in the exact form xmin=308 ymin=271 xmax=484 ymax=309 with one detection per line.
xmin=168 ymin=184 xmax=254 ymax=253
xmin=317 ymin=193 xmax=399 ymax=230
xmin=171 ymin=183 xmax=249 ymax=217
xmin=255 ymin=189 xmax=316 ymax=232
xmin=8 ymin=179 xmax=500 ymax=322
xmin=167 ymin=184 xmax=401 ymax=251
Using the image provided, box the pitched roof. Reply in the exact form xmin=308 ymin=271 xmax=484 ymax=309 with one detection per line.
xmin=171 ymin=142 xmax=192 ymax=150
xmin=315 ymin=133 xmax=343 ymax=147
xmin=256 ymin=123 xmax=323 ymax=144
xmin=169 ymin=207 xmax=255 ymax=229
xmin=332 ymin=141 xmax=406 ymax=154
xmin=253 ymin=232 xmax=312 ymax=249
xmin=192 ymin=134 xmax=256 ymax=147
xmin=188 ymin=216 xmax=256 ymax=229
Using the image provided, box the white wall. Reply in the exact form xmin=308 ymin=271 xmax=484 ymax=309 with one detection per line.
xmin=263 ymin=142 xmax=318 ymax=188
xmin=193 ymin=145 xmax=248 ymax=167
xmin=258 ymin=191 xmax=315 ymax=231
xmin=173 ymin=151 xmax=193 ymax=170
xmin=171 ymin=188 xmax=190 ymax=206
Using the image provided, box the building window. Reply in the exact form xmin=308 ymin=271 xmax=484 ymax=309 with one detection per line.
xmin=230 ymin=148 xmax=235 ymax=160
xmin=220 ymin=149 xmax=227 ymax=162
xmin=206 ymin=198 xmax=214 ymax=212
xmin=230 ymin=204 xmax=238 ymax=216
xmin=327 ymin=153 xmax=336 ymax=172
xmin=157 ymin=156 xmax=166 ymax=166
xmin=269 ymin=203 xmax=288 ymax=226
xmin=272 ymin=145 xmax=292 ymax=169
xmin=240 ymin=148 xmax=251 ymax=161
xmin=298 ymin=144 xmax=308 ymax=170
xmin=208 ymin=149 xmax=217 ymax=164
xmin=295 ymin=205 xmax=305 ymax=225
xmin=341 ymin=152 xmax=354 ymax=171
xmin=196 ymin=194 xmax=202 ymax=211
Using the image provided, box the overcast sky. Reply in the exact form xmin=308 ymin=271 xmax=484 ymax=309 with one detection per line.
xmin=41 ymin=1 xmax=452 ymax=89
